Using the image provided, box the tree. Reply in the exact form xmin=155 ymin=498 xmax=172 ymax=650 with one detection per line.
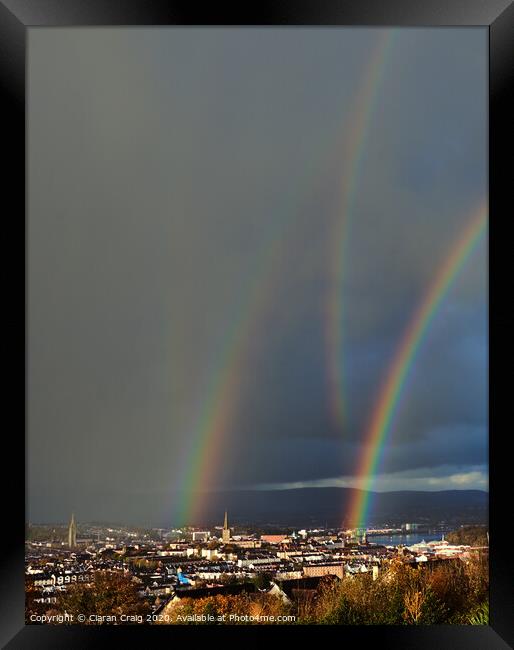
xmin=468 ymin=600 xmax=489 ymax=625
xmin=164 ymin=593 xmax=291 ymax=624
xmin=403 ymin=587 xmax=447 ymax=624
xmin=253 ymin=572 xmax=273 ymax=591
xmin=57 ymin=571 xmax=150 ymax=624
xmin=446 ymin=526 xmax=488 ymax=547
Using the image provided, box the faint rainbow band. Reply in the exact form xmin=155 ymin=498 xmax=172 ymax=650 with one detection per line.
xmin=173 ymin=31 xmax=398 ymax=526
xmin=325 ymin=30 xmax=396 ymax=429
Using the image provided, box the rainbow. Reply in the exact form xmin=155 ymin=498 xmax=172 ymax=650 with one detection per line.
xmin=347 ymin=202 xmax=487 ymax=529
xmin=171 ymin=117 xmax=339 ymax=526
xmin=325 ymin=30 xmax=395 ymax=429
xmin=174 ymin=234 xmax=284 ymax=525
xmin=173 ymin=31 xmax=398 ymax=526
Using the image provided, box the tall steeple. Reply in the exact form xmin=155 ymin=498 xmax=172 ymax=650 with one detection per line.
xmin=222 ymin=510 xmax=231 ymax=543
xmin=68 ymin=512 xmax=77 ymax=548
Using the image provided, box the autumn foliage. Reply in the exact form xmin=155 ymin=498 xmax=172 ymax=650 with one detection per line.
xmin=163 ymin=553 xmax=488 ymax=625
xmin=304 ymin=554 xmax=488 ymax=625
xmin=27 ymin=571 xmax=150 ymax=624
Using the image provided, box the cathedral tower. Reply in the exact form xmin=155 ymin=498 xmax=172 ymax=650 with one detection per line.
xmin=68 ymin=512 xmax=77 ymax=548
xmin=222 ymin=510 xmax=231 ymax=543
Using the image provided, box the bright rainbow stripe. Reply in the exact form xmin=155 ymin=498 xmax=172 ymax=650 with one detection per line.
xmin=347 ymin=202 xmax=487 ymax=529
xmin=173 ymin=31 xmax=398 ymax=526
xmin=325 ymin=30 xmax=395 ymax=429
xmin=174 ymin=234 xmax=286 ymax=525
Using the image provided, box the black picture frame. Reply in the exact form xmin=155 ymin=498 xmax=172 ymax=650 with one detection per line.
xmin=2 ymin=0 xmax=512 ymax=647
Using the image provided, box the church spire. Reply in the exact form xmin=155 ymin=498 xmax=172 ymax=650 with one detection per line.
xmin=68 ymin=512 xmax=77 ymax=548
xmin=222 ymin=510 xmax=230 ymax=543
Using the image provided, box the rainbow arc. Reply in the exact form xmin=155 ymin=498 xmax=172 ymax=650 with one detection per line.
xmin=347 ymin=203 xmax=487 ymax=530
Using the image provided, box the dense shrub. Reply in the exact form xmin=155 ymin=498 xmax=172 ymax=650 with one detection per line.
xmin=302 ymin=554 xmax=488 ymax=625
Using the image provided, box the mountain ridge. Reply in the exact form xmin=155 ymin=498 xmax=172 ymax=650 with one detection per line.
xmin=194 ymin=486 xmax=488 ymax=528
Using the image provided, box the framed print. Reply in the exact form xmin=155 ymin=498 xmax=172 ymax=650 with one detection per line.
xmin=1 ymin=0 xmax=512 ymax=647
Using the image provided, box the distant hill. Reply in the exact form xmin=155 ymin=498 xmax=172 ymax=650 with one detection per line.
xmin=191 ymin=487 xmax=488 ymax=528
xmin=446 ymin=525 xmax=488 ymax=546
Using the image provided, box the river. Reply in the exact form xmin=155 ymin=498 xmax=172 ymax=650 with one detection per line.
xmin=369 ymin=532 xmax=444 ymax=546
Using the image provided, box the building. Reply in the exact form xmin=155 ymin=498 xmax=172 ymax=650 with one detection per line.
xmin=161 ymin=582 xmax=256 ymax=611
xmin=303 ymin=563 xmax=345 ymax=580
xmin=351 ymin=528 xmax=367 ymax=544
xmin=403 ymin=523 xmax=420 ymax=532
xmin=222 ymin=511 xmax=231 ymax=544
xmin=268 ymin=576 xmax=338 ymax=605
xmin=231 ymin=539 xmax=261 ymax=549
xmin=237 ymin=555 xmax=281 ymax=568
xmin=192 ymin=531 xmax=210 ymax=542
xmin=200 ymin=548 xmax=218 ymax=560
xmin=68 ymin=513 xmax=77 ymax=548
xmin=260 ymin=534 xmax=288 ymax=545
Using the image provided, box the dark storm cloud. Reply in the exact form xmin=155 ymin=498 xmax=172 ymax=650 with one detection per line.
xmin=28 ymin=28 xmax=487 ymax=524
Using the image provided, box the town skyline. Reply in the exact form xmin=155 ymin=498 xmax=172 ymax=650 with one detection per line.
xmin=26 ymin=510 xmax=490 ymax=626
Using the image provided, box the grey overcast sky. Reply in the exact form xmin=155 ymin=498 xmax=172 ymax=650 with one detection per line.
xmin=28 ymin=28 xmax=487 ymax=526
